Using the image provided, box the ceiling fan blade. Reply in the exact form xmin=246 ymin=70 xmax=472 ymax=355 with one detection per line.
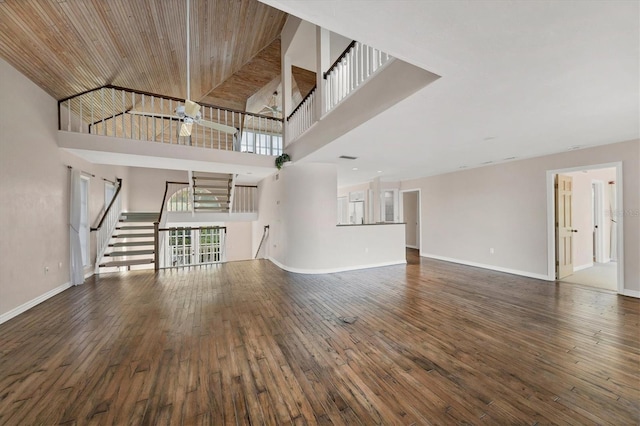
xmin=184 ymin=99 xmax=201 ymax=118
xmin=128 ymin=110 xmax=178 ymax=120
xmin=197 ymin=119 xmax=237 ymax=134
xmin=178 ymin=122 xmax=193 ymax=137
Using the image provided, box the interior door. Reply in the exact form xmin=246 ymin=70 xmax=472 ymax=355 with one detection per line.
xmin=556 ymin=174 xmax=574 ymax=279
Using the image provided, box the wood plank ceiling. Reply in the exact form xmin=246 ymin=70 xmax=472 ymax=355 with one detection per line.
xmin=0 ymin=0 xmax=288 ymax=108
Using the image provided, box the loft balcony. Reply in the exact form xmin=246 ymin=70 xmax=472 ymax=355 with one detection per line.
xmin=57 ymin=85 xmax=281 ymax=176
xmin=280 ymin=20 xmax=440 ymax=162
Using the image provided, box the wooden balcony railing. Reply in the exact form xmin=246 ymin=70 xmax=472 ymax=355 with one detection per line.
xmin=58 ymin=85 xmax=283 ymax=156
xmin=286 ymin=40 xmax=392 ymax=144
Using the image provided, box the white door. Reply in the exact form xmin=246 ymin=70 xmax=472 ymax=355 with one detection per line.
xmin=556 ymin=174 xmax=574 ymax=279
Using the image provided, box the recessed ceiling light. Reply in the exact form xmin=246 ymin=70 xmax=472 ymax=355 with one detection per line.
xmin=246 ymin=172 xmax=253 ymax=174
xmin=377 ymin=170 xmax=383 ymax=173
xmin=352 ymin=167 xmax=359 ymax=171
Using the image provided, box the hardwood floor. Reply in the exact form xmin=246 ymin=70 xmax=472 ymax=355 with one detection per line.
xmin=1 ymin=252 xmax=638 ymax=425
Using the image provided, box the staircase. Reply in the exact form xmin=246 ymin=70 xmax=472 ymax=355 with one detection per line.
xmin=98 ymin=212 xmax=157 ymax=271
xmin=192 ymin=172 xmax=233 ymax=212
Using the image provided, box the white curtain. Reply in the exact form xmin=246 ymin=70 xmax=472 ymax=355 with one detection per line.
xmin=69 ymin=169 xmax=85 ymax=285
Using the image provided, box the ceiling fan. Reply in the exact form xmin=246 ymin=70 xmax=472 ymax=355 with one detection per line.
xmin=258 ymin=91 xmax=282 ymax=117
xmin=128 ymin=0 xmax=236 ymax=137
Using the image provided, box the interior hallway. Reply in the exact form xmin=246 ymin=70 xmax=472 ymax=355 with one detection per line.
xmin=561 ymin=262 xmax=618 ymax=292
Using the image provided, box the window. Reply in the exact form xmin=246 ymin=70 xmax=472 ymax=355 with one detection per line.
xmin=104 ymin=182 xmax=115 ymax=207
xmin=240 ymin=130 xmax=283 ymax=156
xmin=168 ymin=229 xmax=192 ymax=266
xmin=167 ymin=188 xmax=192 ymax=212
xmin=381 ymin=189 xmax=398 ymax=223
xmin=80 ymin=177 xmax=90 ymax=266
xmin=199 ymin=228 xmax=222 ymax=263
xmin=167 ymin=227 xmax=224 ymax=266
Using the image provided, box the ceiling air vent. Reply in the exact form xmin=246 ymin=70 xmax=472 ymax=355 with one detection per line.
xmin=339 ymin=155 xmax=358 ymax=160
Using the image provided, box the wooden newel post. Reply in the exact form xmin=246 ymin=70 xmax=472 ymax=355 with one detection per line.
xmin=154 ymin=221 xmax=159 ymax=271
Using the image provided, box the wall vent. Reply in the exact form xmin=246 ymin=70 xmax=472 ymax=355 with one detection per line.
xmin=339 ymin=155 xmax=358 ymax=160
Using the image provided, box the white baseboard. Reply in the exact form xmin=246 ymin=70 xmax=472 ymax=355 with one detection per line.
xmin=0 ymin=281 xmax=72 ymax=325
xmin=420 ymin=253 xmax=552 ymax=281
xmin=406 ymin=245 xmax=419 ymax=249
xmin=268 ymin=257 xmax=406 ymax=274
xmin=574 ymin=262 xmax=593 ymax=272
xmin=621 ymin=289 xmax=640 ymax=299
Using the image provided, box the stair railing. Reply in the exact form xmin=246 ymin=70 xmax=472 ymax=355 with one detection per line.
xmin=286 ymin=86 xmax=317 ymax=142
xmin=232 ymin=185 xmax=258 ymax=213
xmin=324 ymin=41 xmax=391 ymax=113
xmin=286 ymin=40 xmax=392 ymax=144
xmin=228 ymin=174 xmax=237 ymax=213
xmin=91 ymin=178 xmax=123 ymax=273
xmin=255 ymin=225 xmax=269 ymax=259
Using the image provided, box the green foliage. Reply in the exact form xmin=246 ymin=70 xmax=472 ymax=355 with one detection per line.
xmin=275 ymin=153 xmax=291 ymax=170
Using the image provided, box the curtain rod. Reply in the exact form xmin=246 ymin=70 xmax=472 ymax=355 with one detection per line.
xmin=66 ymin=165 xmax=95 ymax=178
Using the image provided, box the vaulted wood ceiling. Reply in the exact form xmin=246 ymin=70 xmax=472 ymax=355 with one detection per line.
xmin=0 ymin=0 xmax=290 ymax=107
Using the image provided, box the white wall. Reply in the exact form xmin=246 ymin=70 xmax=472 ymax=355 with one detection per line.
xmin=225 ymin=221 xmax=254 ymax=261
xmin=256 ymin=163 xmax=406 ymax=273
xmin=565 ymin=168 xmax=616 ymax=269
xmin=403 ymin=191 xmax=419 ymax=248
xmin=127 ymin=167 xmax=189 ymax=212
xmin=0 ymin=58 xmax=128 ymax=320
xmin=401 ymin=139 xmax=639 ymax=294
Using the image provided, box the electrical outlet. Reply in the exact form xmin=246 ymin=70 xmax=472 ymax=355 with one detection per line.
xmin=44 ymin=266 xmax=49 ymax=274
xmin=489 ymin=248 xmax=495 ymax=254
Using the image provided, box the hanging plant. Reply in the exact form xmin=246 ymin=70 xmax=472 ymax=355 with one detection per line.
xmin=275 ymin=153 xmax=291 ymax=170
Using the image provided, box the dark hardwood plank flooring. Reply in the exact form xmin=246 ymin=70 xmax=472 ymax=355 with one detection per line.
xmin=0 ymin=250 xmax=638 ymax=424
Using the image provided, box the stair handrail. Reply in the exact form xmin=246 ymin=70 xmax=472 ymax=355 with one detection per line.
xmin=323 ymin=40 xmax=357 ymax=79
xmin=158 ymin=181 xmax=189 ymax=224
xmin=255 ymin=225 xmax=269 ymax=259
xmin=286 ymin=85 xmax=317 ymax=122
xmin=156 ymin=180 xmax=189 ymax=271
xmin=90 ymin=178 xmax=122 ymax=232
xmin=92 ymin=178 xmax=123 ymax=273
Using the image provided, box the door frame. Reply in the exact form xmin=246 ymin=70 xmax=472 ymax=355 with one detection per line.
xmin=400 ymin=189 xmax=422 ymax=253
xmin=591 ymin=180 xmax=606 ymax=264
xmin=546 ymin=162 xmax=623 ymax=294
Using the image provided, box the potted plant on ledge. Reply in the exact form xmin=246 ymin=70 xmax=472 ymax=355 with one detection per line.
xmin=275 ymin=153 xmax=291 ymax=170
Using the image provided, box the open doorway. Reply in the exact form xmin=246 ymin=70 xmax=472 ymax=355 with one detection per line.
xmin=547 ymin=163 xmax=622 ymax=293
xmin=400 ymin=189 xmax=421 ymax=252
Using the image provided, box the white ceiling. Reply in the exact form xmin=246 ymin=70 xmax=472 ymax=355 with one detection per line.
xmin=260 ymin=0 xmax=640 ymax=186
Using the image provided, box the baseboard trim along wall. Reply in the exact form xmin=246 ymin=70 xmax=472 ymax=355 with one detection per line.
xmin=420 ymin=253 xmax=552 ymax=281
xmin=573 ymin=263 xmax=593 ymax=272
xmin=0 ymin=281 xmax=72 ymax=325
xmin=622 ymin=289 xmax=640 ymax=299
xmin=269 ymin=257 xmax=406 ymax=274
